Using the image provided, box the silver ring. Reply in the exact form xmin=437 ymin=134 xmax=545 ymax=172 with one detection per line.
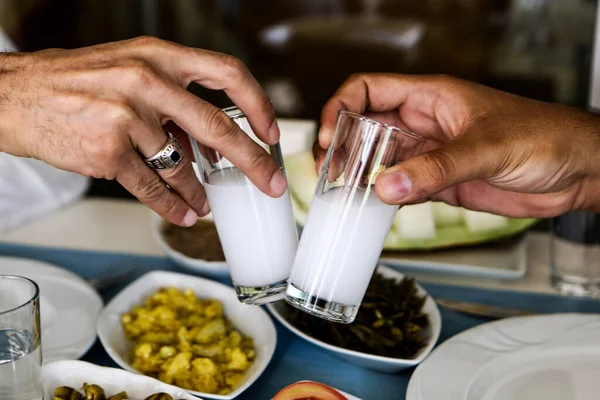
xmin=144 ymin=132 xmax=184 ymax=170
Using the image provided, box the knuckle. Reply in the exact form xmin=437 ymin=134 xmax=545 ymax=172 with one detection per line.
xmin=345 ymin=73 xmax=368 ymax=85
xmin=247 ymin=150 xmax=268 ymax=172
xmin=135 ymin=174 xmax=167 ymax=203
xmin=100 ymin=136 xmax=128 ymax=163
xmin=80 ymin=166 xmax=102 ymax=179
xmin=120 ymin=60 xmax=158 ymax=87
xmin=205 ymin=108 xmax=237 ymax=142
xmin=220 ymin=54 xmax=247 ymax=80
xmin=422 ymin=151 xmax=455 ymax=187
xmin=105 ymin=101 xmax=137 ymax=127
xmin=132 ymin=35 xmax=162 ymax=48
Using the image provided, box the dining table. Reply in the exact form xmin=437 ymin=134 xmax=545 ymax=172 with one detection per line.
xmin=2 ymin=198 xmax=600 ymax=400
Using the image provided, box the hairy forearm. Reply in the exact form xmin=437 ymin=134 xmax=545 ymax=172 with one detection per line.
xmin=0 ymin=52 xmax=36 ymax=157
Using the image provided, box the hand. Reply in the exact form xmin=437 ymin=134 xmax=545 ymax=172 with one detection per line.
xmin=0 ymin=36 xmax=286 ymax=226
xmin=317 ymin=73 xmax=600 ymax=218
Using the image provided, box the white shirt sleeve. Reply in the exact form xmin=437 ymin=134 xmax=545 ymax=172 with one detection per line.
xmin=0 ymin=28 xmax=91 ymax=234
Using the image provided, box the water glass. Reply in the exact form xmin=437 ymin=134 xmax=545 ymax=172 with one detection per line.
xmin=190 ymin=106 xmax=299 ymax=304
xmin=551 ymin=211 xmax=600 ymax=297
xmin=0 ymin=275 xmax=42 ymax=400
xmin=286 ymin=110 xmax=425 ymax=323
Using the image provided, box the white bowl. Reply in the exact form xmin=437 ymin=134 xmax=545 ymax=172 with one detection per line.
xmin=151 ymin=211 xmax=230 ymax=278
xmin=97 ymin=270 xmax=277 ymax=400
xmin=267 ymin=265 xmax=441 ymax=373
xmin=43 ymin=360 xmax=199 ymax=399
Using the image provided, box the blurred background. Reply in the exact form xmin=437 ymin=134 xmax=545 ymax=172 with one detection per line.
xmin=1 ymin=0 xmax=597 ymax=199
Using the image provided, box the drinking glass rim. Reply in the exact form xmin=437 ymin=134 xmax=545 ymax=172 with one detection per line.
xmin=339 ymin=110 xmax=426 ymax=143
xmin=0 ymin=275 xmax=40 ymax=316
xmin=222 ymin=106 xmax=245 ymax=121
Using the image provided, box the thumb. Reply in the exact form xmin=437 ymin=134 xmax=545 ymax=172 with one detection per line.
xmin=375 ymin=137 xmax=496 ymax=204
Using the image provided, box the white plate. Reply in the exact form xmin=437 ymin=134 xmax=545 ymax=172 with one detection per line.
xmin=379 ymin=236 xmax=527 ymax=280
xmin=407 ymin=314 xmax=600 ymax=400
xmin=268 ymin=265 xmax=441 ymax=373
xmin=43 ymin=360 xmax=199 ymax=399
xmin=97 ymin=270 xmax=277 ymax=400
xmin=151 ymin=211 xmax=230 ymax=278
xmin=0 ymin=256 xmax=103 ymax=363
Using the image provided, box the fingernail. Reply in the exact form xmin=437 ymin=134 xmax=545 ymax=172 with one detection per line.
xmin=380 ymin=171 xmax=413 ymax=202
xmin=268 ymin=120 xmax=280 ymax=144
xmin=183 ymin=208 xmax=198 ymax=227
xmin=269 ymin=169 xmax=287 ymax=197
xmin=200 ymin=200 xmax=211 ymax=216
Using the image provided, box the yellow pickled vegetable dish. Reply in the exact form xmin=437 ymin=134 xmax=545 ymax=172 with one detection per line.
xmin=121 ymin=287 xmax=255 ymax=395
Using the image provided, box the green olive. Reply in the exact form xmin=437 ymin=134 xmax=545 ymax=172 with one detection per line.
xmin=82 ymin=383 xmax=106 ymax=400
xmin=53 ymin=386 xmax=84 ymax=400
xmin=144 ymin=394 xmax=174 ymax=400
xmin=107 ymin=392 xmax=129 ymax=400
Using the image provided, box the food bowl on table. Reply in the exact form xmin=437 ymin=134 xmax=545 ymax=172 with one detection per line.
xmin=97 ymin=271 xmax=277 ymax=400
xmin=152 ymin=211 xmax=229 ymax=278
xmin=268 ymin=265 xmax=441 ymax=373
xmin=43 ymin=360 xmax=198 ymax=399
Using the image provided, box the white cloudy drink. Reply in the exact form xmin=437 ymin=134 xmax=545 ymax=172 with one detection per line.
xmin=287 ymin=188 xmax=397 ymax=321
xmin=204 ymin=168 xmax=298 ymax=303
xmin=284 ymin=109 xmax=425 ymax=323
xmin=191 ymin=106 xmax=299 ymax=304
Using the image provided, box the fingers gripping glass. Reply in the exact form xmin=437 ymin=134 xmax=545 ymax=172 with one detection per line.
xmin=189 ymin=107 xmax=299 ymax=304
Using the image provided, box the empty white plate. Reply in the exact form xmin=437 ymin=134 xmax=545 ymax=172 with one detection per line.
xmin=0 ymin=256 xmax=103 ymax=363
xmin=407 ymin=313 xmax=600 ymax=400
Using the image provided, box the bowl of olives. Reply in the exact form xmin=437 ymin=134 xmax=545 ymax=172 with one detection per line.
xmin=43 ymin=360 xmax=198 ymax=400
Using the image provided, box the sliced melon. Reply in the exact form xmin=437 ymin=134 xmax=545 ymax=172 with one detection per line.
xmin=395 ymin=202 xmax=436 ymax=240
xmin=462 ymin=209 xmax=508 ymax=233
xmin=433 ymin=202 xmax=463 ymax=226
xmin=284 ymin=151 xmax=319 ymax=209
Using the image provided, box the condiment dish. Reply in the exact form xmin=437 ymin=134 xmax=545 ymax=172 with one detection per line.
xmin=151 ymin=211 xmax=230 ymax=278
xmin=267 ymin=265 xmax=441 ymax=373
xmin=43 ymin=360 xmax=199 ymax=399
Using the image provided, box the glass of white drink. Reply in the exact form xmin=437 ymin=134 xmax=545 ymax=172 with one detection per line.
xmin=0 ymin=275 xmax=42 ymax=400
xmin=190 ymin=106 xmax=299 ymax=304
xmin=286 ymin=110 xmax=425 ymax=323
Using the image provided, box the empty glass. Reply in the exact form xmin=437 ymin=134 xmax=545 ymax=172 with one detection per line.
xmin=190 ymin=106 xmax=299 ymax=304
xmin=0 ymin=275 xmax=42 ymax=400
xmin=286 ymin=110 xmax=425 ymax=323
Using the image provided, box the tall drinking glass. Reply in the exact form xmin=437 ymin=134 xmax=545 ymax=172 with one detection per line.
xmin=551 ymin=211 xmax=600 ymax=296
xmin=286 ymin=110 xmax=425 ymax=323
xmin=190 ymin=106 xmax=299 ymax=304
xmin=0 ymin=275 xmax=42 ymax=400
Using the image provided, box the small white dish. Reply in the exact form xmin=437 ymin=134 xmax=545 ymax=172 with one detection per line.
xmin=97 ymin=270 xmax=277 ymax=400
xmin=267 ymin=265 xmax=441 ymax=373
xmin=0 ymin=256 xmax=103 ymax=363
xmin=407 ymin=313 xmax=600 ymax=400
xmin=151 ymin=211 xmax=230 ymax=278
xmin=42 ymin=360 xmax=199 ymax=399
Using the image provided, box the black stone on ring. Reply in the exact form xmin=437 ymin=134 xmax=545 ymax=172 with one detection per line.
xmin=144 ymin=132 xmax=184 ymax=170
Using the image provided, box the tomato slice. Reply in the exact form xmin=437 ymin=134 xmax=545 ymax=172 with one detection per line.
xmin=273 ymin=381 xmax=348 ymax=400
